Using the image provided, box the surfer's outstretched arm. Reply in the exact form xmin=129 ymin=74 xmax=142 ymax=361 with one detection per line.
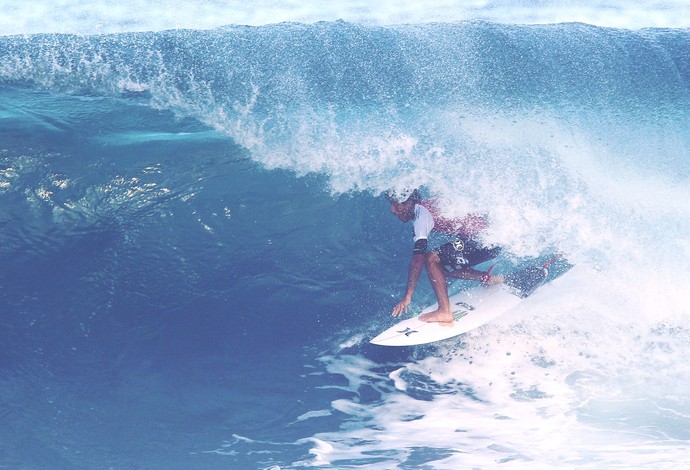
xmin=392 ymin=253 xmax=424 ymax=317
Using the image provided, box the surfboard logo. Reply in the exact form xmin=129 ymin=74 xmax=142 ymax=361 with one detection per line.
xmin=452 ymin=309 xmax=469 ymax=320
xmin=397 ymin=327 xmax=418 ymax=336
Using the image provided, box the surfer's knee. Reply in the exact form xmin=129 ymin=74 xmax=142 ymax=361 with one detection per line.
xmin=425 ymin=250 xmax=440 ymax=267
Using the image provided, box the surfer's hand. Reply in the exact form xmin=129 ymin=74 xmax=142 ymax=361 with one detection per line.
xmin=392 ymin=297 xmax=411 ymax=317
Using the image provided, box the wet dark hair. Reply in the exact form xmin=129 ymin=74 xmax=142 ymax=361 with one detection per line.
xmin=385 ymin=188 xmax=422 ymax=204
xmin=408 ymin=189 xmax=422 ymax=204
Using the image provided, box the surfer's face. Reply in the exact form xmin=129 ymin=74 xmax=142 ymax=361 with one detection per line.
xmin=390 ymin=200 xmax=414 ymax=222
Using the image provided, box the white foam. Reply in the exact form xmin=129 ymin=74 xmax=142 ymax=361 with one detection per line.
xmin=2 ymin=0 xmax=690 ymax=35
xmin=305 ymin=266 xmax=690 ymax=466
xmin=295 ymin=410 xmax=332 ymax=422
xmin=213 ymin=101 xmax=690 ymax=285
xmin=298 ymin=438 xmax=334 ymax=466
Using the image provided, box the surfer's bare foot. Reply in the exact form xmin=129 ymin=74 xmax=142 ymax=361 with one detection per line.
xmin=419 ymin=309 xmax=454 ymax=326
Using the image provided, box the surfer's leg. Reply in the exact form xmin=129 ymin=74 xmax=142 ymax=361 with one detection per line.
xmin=444 ymin=242 xmax=503 ymax=285
xmin=447 ymin=267 xmax=504 ymax=285
xmin=418 ymin=250 xmax=454 ymax=324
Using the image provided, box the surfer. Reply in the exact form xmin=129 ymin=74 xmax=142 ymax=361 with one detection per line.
xmin=387 ymin=189 xmax=503 ymax=325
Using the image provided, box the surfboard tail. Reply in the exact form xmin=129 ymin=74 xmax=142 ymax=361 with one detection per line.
xmin=505 ymin=254 xmax=573 ymax=298
xmin=505 ymin=266 xmax=547 ymax=298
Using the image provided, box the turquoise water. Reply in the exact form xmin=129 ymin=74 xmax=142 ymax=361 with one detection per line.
xmin=2 ymin=12 xmax=690 ymax=470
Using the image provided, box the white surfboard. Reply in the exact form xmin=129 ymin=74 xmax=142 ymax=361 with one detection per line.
xmin=370 ymin=260 xmax=571 ymax=346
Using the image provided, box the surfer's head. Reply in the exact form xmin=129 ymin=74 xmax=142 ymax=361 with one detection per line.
xmin=386 ymin=188 xmax=420 ymax=222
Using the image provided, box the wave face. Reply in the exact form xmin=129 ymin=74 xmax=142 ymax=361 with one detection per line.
xmin=2 ymin=21 xmax=690 ymax=468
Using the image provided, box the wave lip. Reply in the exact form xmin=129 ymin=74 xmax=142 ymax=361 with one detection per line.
xmin=2 ymin=21 xmax=689 ymax=267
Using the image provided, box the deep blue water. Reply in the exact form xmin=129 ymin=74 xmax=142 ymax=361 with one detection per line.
xmin=2 ymin=21 xmax=690 ymax=469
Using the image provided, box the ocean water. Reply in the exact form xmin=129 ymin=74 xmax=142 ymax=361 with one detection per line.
xmin=2 ymin=5 xmax=690 ymax=470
